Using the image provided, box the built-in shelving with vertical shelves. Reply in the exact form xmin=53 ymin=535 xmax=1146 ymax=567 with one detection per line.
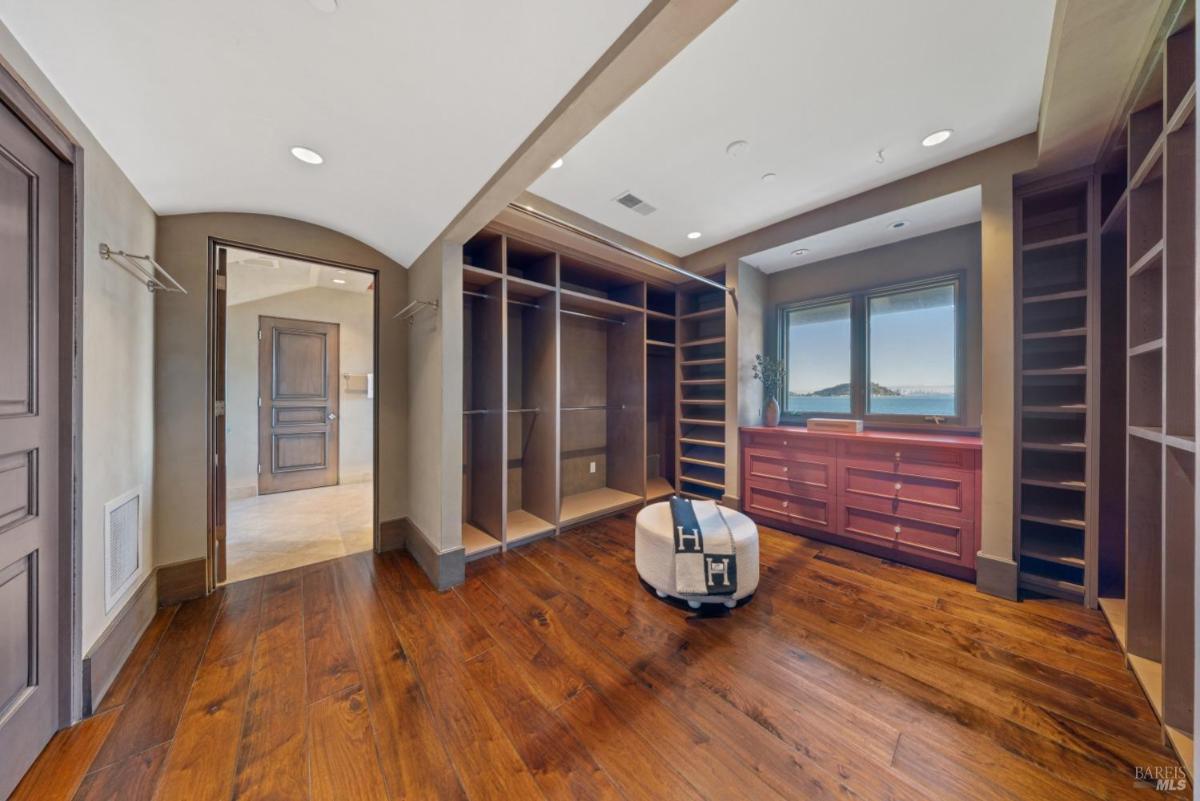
xmin=676 ymin=282 xmax=728 ymax=501
xmin=1090 ymin=5 xmax=1195 ymax=776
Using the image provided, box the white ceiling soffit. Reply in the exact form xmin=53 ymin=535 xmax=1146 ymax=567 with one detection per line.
xmin=226 ymin=246 xmax=373 ymax=306
xmin=531 ymin=0 xmax=1054 ymax=257
xmin=0 ymin=0 xmax=650 ymax=265
xmin=742 ymin=187 xmax=981 ymax=274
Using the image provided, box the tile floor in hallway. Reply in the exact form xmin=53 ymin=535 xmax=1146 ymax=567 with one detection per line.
xmin=224 ymin=480 xmax=373 ymax=583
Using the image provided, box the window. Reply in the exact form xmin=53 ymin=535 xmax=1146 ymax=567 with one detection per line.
xmin=778 ymin=276 xmax=962 ymax=424
xmin=783 ymin=300 xmax=852 ymax=416
xmin=867 ymin=282 xmax=957 ymax=418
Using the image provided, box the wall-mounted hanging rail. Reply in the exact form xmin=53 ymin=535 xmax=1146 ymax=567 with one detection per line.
xmin=562 ymin=404 xmax=627 ymax=412
xmin=100 ymin=243 xmax=187 ymax=294
xmin=509 ymin=202 xmax=733 ymax=296
xmin=561 ymin=308 xmax=626 ymax=325
xmin=394 ymin=298 xmax=440 ymax=325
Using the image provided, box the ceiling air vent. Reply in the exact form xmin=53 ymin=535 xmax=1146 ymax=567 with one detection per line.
xmin=613 ymin=191 xmax=657 ymax=216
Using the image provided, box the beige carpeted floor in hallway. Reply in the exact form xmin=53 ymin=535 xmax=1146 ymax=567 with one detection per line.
xmin=224 ymin=481 xmax=373 ymax=583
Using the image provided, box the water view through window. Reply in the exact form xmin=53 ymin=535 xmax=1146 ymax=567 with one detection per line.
xmin=785 ymin=300 xmax=852 ymax=414
xmin=867 ymin=283 xmax=956 ymax=416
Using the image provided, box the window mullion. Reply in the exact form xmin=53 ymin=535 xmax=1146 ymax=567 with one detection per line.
xmin=850 ymin=294 xmax=866 ymax=418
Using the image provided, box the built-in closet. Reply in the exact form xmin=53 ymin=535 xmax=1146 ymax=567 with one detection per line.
xmin=1015 ymin=2 xmax=1195 ymax=772
xmin=646 ymin=286 xmax=677 ymax=501
xmin=677 ymin=283 xmax=728 ymax=500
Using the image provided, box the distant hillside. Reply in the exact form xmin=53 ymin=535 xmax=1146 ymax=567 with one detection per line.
xmin=795 ymin=382 xmax=900 ymax=397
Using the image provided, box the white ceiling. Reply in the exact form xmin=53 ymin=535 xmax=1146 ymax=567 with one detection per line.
xmin=743 ymin=186 xmax=981 ymax=274
xmin=0 ymin=0 xmax=649 ymax=265
xmin=226 ymin=247 xmax=373 ymax=306
xmin=531 ymin=0 xmax=1055 ymax=257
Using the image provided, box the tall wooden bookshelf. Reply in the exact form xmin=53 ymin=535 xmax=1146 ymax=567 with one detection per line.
xmin=1093 ymin=6 xmax=1196 ymax=774
xmin=676 ymin=282 xmax=728 ymax=501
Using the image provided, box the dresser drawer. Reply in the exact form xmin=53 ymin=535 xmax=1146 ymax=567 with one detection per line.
xmin=744 ymin=482 xmax=836 ymax=533
xmin=840 ymin=496 xmax=973 ymax=567
xmin=838 ymin=439 xmax=973 ymax=471
xmin=743 ymin=430 xmax=835 ymax=457
xmin=839 ymin=461 xmax=973 ymax=519
xmin=744 ymin=449 xmax=834 ymax=494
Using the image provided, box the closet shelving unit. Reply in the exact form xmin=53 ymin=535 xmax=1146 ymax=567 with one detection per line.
xmin=461 ymin=227 xmax=692 ymax=558
xmin=676 ymin=281 xmax=728 ymax=502
xmin=1014 ymin=177 xmax=1097 ymax=604
xmin=1091 ymin=6 xmax=1195 ymax=774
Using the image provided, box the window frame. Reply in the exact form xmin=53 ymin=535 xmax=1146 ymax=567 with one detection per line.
xmin=777 ymin=273 xmax=966 ymax=428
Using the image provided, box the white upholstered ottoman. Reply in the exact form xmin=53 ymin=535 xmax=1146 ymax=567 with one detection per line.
xmin=635 ymin=501 xmax=759 ymax=608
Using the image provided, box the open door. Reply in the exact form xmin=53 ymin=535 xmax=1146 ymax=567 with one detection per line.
xmin=211 ymin=246 xmax=228 ymax=584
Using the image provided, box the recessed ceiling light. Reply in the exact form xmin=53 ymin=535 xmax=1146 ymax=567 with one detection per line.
xmin=290 ymin=146 xmax=324 ymax=165
xmin=761 ymin=172 xmax=777 ymax=183
xmin=687 ymin=231 xmax=702 ymax=240
xmin=308 ymin=0 xmax=338 ymax=12
xmin=726 ymin=140 xmax=749 ymax=158
xmin=332 ymin=278 xmax=347 ymax=284
xmin=792 ymin=248 xmax=809 ymax=257
xmin=550 ymin=157 xmax=564 ymax=170
xmin=888 ymin=220 xmax=909 ymax=230
xmin=921 ymin=129 xmax=953 ymax=147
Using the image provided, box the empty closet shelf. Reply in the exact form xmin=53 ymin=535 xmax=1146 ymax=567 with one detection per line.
xmin=680 ymin=398 xmax=724 ymax=406
xmin=1021 ymin=529 xmax=1084 ymax=566
xmin=560 ymin=488 xmax=642 ymax=526
xmin=506 ymin=510 xmax=555 ymax=544
xmin=562 ymin=404 xmax=626 ymax=412
xmin=646 ymin=477 xmax=674 ymax=501
xmin=680 ymin=436 xmax=725 ymax=447
xmin=463 ymin=523 xmax=501 ymax=559
xmin=680 ymin=418 xmax=725 ymax=426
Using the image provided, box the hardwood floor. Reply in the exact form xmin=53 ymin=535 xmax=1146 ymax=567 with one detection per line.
xmin=11 ymin=513 xmax=1188 ymax=801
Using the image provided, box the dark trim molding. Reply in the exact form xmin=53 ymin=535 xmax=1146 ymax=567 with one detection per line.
xmin=383 ymin=517 xmax=464 ymax=591
xmin=157 ymin=558 xmax=207 ymax=605
xmin=81 ymin=571 xmax=156 ymax=715
xmin=975 ymin=552 xmax=1019 ymax=601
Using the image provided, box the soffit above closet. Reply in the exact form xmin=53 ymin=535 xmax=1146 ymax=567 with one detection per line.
xmin=743 ymin=186 xmax=981 ymax=274
xmin=0 ymin=0 xmax=649 ymax=266
xmin=530 ymin=0 xmax=1054 ymax=258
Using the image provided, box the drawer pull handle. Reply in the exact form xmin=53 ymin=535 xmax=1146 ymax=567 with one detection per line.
xmin=894 ymin=482 xmax=902 ymax=491
xmin=782 ymin=466 xmax=789 ymax=473
xmin=893 ymin=525 xmax=902 ymax=534
xmin=782 ymin=501 xmax=789 ymax=508
xmin=782 ymin=440 xmax=788 ymax=446
xmin=894 ymin=451 xmax=901 ymax=460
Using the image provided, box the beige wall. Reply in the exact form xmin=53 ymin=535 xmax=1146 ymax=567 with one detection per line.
xmin=154 ymin=213 xmax=408 ymax=569
xmin=765 ymin=223 xmax=984 ymax=428
xmin=226 ymin=287 xmax=375 ymax=495
xmin=0 ymin=23 xmax=159 ymax=654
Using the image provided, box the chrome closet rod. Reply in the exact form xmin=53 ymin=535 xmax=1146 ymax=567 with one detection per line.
xmin=464 ymin=408 xmax=541 ymax=415
xmin=561 ymin=308 xmax=625 ymax=325
xmin=507 ymin=202 xmax=732 ymax=295
xmin=562 ymin=404 xmax=626 ymax=411
xmin=463 ymin=289 xmax=542 ymax=311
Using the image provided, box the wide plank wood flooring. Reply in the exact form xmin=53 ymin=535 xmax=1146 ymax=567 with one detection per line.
xmin=11 ymin=513 xmax=1188 ymax=800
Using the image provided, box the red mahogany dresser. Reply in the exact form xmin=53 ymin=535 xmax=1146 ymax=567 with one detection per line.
xmin=739 ymin=426 xmax=982 ymax=580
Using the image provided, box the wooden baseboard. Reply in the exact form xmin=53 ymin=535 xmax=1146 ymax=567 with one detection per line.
xmin=381 ymin=517 xmax=464 ymax=591
xmin=975 ymin=552 xmax=1019 ymax=601
xmin=156 ymin=557 xmax=207 ymax=605
xmin=81 ymin=571 xmax=157 ymax=715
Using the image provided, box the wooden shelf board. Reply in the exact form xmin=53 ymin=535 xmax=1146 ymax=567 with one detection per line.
xmin=680 ymin=398 xmax=724 ymax=406
xmin=1129 ymin=338 xmax=1164 ymax=357
xmin=559 ymin=288 xmax=642 ymax=317
xmin=1098 ymin=597 xmax=1128 ymax=651
xmin=681 ymin=455 xmax=725 ymax=469
xmin=1023 ymin=288 xmax=1087 ymax=305
xmin=1129 ymin=425 xmax=1164 ymax=443
xmin=680 ymin=490 xmax=720 ymax=501
xmin=1021 ymin=437 xmax=1086 ymax=452
xmin=1018 ymin=571 xmax=1084 ymax=601
xmin=1022 ymin=327 xmax=1087 ymax=341
xmin=1022 ymin=366 xmax=1087 ymax=376
xmin=646 ymin=477 xmax=675 ymax=501
xmin=679 ymin=306 xmax=724 ymax=321
xmin=1129 ymin=239 xmax=1165 ymax=277
xmin=1022 ymin=404 xmax=1087 ymax=415
xmin=681 ymin=474 xmax=725 ymax=491
xmin=1165 ymin=727 xmax=1194 ymax=783
xmin=505 ymin=274 xmax=555 ymax=297
xmin=1128 ymin=654 xmax=1164 ymax=721
xmin=1020 ymin=510 xmax=1086 ymax=531
xmin=1129 ymin=134 xmax=1165 ymax=190
xmin=1101 ymin=191 xmax=1129 ymax=234
xmin=1164 ymin=434 xmax=1197 ymax=452
xmin=680 ymin=418 xmax=725 ymax=427
xmin=680 ymin=436 xmax=725 ymax=447
xmin=505 ymin=510 xmax=555 ymax=545
xmin=463 ymin=265 xmax=503 ymax=292
xmin=1166 ymin=83 xmax=1196 ymax=135
xmin=680 ymin=336 xmax=726 ymax=348
xmin=645 ymin=308 xmax=675 ymax=321
xmin=463 ymin=523 xmax=501 ymax=559
xmin=1021 ymin=469 xmax=1086 ymax=491
xmin=680 ymin=378 xmax=724 ymax=385
xmin=646 ymin=339 xmax=675 ymax=349
xmin=1022 ymin=232 xmax=1088 ymax=252
xmin=681 ymin=357 xmax=724 ymax=367
xmin=559 ymin=487 xmax=642 ymax=526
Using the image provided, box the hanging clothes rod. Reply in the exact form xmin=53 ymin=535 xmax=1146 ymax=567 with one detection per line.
xmin=464 ymin=408 xmax=541 ymax=415
xmin=562 ymin=404 xmax=626 ymax=412
xmin=507 ymin=203 xmax=733 ymax=296
xmin=393 ymin=298 xmax=439 ymax=324
xmin=99 ymin=244 xmax=187 ymax=294
xmin=561 ymin=308 xmax=625 ymax=325
xmin=463 ymin=288 xmax=542 ymax=310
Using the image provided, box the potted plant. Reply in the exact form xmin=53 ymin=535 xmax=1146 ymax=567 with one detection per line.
xmin=752 ymin=354 xmax=786 ymax=427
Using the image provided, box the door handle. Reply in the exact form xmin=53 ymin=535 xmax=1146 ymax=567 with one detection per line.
xmin=327 ymin=412 xmax=337 ymax=421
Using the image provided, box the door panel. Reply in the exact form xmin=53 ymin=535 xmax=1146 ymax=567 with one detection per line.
xmin=212 ymin=247 xmax=227 ymax=584
xmin=258 ymin=316 xmax=339 ymax=494
xmin=0 ymin=99 xmax=62 ymax=798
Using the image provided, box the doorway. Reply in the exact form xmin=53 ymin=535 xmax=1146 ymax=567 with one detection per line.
xmin=214 ymin=245 xmax=377 ymax=584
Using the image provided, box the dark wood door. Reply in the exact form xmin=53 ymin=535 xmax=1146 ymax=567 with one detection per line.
xmin=0 ymin=99 xmax=63 ymax=796
xmin=258 ymin=316 xmax=340 ymax=494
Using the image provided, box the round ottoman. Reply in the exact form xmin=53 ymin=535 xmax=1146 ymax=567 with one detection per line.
xmin=635 ymin=501 xmax=759 ymax=608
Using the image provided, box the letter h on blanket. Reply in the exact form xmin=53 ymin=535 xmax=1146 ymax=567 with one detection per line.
xmin=669 ymin=497 xmax=738 ymax=597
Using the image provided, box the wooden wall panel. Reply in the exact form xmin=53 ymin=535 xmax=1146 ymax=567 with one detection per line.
xmin=607 ymin=311 xmax=646 ymax=497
